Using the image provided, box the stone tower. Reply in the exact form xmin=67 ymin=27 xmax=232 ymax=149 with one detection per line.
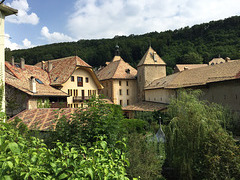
xmin=137 ymin=46 xmax=166 ymax=101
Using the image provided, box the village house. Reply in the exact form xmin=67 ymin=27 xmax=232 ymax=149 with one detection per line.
xmin=97 ymin=50 xmax=138 ymax=107
xmin=35 ymin=56 xmax=103 ymax=108
xmin=5 ymin=58 xmax=68 ymax=117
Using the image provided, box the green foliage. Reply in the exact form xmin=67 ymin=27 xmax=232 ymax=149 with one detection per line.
xmin=11 ymin=16 xmax=240 ymax=70
xmin=0 ymin=121 xmax=129 ymax=180
xmin=180 ymin=52 xmax=203 ymax=64
xmin=126 ymin=132 xmax=165 ymax=180
xmin=164 ymin=90 xmax=240 ymax=180
xmin=54 ymin=96 xmax=124 ymax=146
xmin=37 ymin=99 xmax=51 ymax=108
xmin=120 ymin=119 xmax=148 ymax=134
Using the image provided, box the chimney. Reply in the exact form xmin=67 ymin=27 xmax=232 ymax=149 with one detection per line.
xmin=11 ymin=56 xmax=14 ymax=66
xmin=153 ymin=52 xmax=157 ymax=62
xmin=225 ymin=57 xmax=230 ymax=62
xmin=48 ymin=62 xmax=53 ymax=72
xmin=20 ymin=58 xmax=25 ymax=69
xmin=30 ymin=76 xmax=36 ymax=94
xmin=41 ymin=61 xmax=45 ymax=70
xmin=184 ymin=66 xmax=189 ymax=70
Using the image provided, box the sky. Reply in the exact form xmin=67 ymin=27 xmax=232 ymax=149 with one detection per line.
xmin=3 ymin=0 xmax=240 ymax=50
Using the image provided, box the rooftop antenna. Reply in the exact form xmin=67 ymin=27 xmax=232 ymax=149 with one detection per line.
xmin=115 ymin=44 xmax=120 ymax=56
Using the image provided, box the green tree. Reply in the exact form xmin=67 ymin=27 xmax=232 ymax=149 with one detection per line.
xmin=181 ymin=52 xmax=203 ymax=64
xmin=164 ymin=90 xmax=240 ymax=180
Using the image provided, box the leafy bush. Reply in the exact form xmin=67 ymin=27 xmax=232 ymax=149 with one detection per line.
xmin=164 ymin=90 xmax=240 ymax=180
xmin=120 ymin=118 xmax=148 ymax=134
xmin=0 ymin=121 xmax=130 ymax=180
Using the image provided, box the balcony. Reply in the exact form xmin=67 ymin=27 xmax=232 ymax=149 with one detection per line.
xmin=73 ymin=96 xmax=90 ymax=102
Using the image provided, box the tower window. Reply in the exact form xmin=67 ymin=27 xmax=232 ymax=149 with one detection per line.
xmin=71 ymin=76 xmax=74 ymax=82
xmin=119 ymin=81 xmax=122 ymax=86
xmin=119 ymin=89 xmax=122 ymax=95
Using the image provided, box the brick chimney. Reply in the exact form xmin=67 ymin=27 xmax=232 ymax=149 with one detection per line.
xmin=20 ymin=58 xmax=25 ymax=69
xmin=30 ymin=76 xmax=36 ymax=94
xmin=11 ymin=56 xmax=14 ymax=66
xmin=48 ymin=62 xmax=53 ymax=72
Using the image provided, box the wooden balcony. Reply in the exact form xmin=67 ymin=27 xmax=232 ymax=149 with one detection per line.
xmin=73 ymin=96 xmax=90 ymax=102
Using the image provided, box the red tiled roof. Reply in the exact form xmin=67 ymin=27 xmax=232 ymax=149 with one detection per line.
xmin=122 ymin=101 xmax=167 ymax=112
xmin=97 ymin=56 xmax=137 ymax=80
xmin=8 ymin=108 xmax=78 ymax=131
xmin=35 ymin=56 xmax=92 ymax=85
xmin=5 ymin=62 xmax=67 ymax=96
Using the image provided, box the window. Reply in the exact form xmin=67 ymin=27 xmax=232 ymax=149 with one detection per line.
xmin=127 ymin=89 xmax=129 ymax=95
xmin=36 ymin=78 xmax=43 ymax=84
xmin=73 ymin=89 xmax=78 ymax=96
xmin=68 ymin=89 xmax=72 ymax=96
xmin=126 ymin=81 xmax=129 ymax=86
xmin=127 ymin=99 xmax=129 ymax=105
xmin=86 ymin=77 xmax=89 ymax=83
xmin=70 ymin=104 xmax=73 ymax=108
xmin=120 ymin=100 xmax=122 ymax=106
xmin=74 ymin=104 xmax=79 ymax=108
xmin=119 ymin=89 xmax=122 ymax=95
xmin=71 ymin=76 xmax=74 ymax=82
xmin=119 ymin=81 xmax=122 ymax=86
xmin=77 ymin=77 xmax=83 ymax=87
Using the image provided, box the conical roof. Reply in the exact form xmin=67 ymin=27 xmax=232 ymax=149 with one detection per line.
xmin=137 ymin=46 xmax=166 ymax=67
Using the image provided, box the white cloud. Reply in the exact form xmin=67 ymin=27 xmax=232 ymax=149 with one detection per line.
xmin=5 ymin=34 xmax=33 ymax=50
xmin=67 ymin=0 xmax=240 ymax=39
xmin=6 ymin=0 xmax=39 ymax=25
xmin=41 ymin=26 xmax=74 ymax=43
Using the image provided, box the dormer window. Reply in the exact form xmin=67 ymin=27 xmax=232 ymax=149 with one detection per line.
xmin=125 ymin=69 xmax=130 ymax=74
xmin=35 ymin=78 xmax=43 ymax=84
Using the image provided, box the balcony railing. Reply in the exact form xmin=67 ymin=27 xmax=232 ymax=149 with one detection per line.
xmin=73 ymin=96 xmax=90 ymax=102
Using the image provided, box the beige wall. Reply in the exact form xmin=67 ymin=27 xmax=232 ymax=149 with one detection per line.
xmin=61 ymin=67 xmax=99 ymax=108
xmin=137 ymin=65 xmax=166 ymax=101
xmin=145 ymin=88 xmax=175 ymax=104
xmin=200 ymin=80 xmax=240 ymax=112
xmin=0 ymin=12 xmax=5 ymax=112
xmin=100 ymin=79 xmax=137 ymax=107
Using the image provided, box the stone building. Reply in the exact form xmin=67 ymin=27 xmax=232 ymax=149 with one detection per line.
xmin=35 ymin=56 xmax=103 ymax=108
xmin=97 ymin=55 xmax=137 ymax=107
xmin=5 ymin=59 xmax=68 ymax=117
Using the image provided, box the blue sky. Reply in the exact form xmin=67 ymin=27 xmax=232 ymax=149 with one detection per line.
xmin=4 ymin=0 xmax=240 ymax=50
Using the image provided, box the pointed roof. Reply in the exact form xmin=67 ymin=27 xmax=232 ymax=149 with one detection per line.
xmin=97 ymin=56 xmax=137 ymax=80
xmin=137 ymin=46 xmax=166 ymax=67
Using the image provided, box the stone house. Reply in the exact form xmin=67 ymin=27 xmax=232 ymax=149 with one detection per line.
xmin=5 ymin=59 xmax=68 ymax=117
xmin=35 ymin=56 xmax=103 ymax=108
xmin=97 ymin=55 xmax=137 ymax=107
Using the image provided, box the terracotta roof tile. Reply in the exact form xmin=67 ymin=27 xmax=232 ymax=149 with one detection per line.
xmin=146 ymin=60 xmax=240 ymax=90
xmin=122 ymin=101 xmax=167 ymax=112
xmin=8 ymin=108 xmax=78 ymax=131
xmin=137 ymin=46 xmax=166 ymax=67
xmin=174 ymin=64 xmax=208 ymax=72
xmin=97 ymin=56 xmax=137 ymax=80
xmin=35 ymin=56 xmax=92 ymax=85
xmin=5 ymin=62 xmax=67 ymax=96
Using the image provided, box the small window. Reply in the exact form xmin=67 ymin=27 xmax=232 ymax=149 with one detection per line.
xmin=119 ymin=81 xmax=122 ymax=86
xmin=54 ymin=77 xmax=59 ymax=82
xmin=70 ymin=104 xmax=73 ymax=108
xmin=68 ymin=89 xmax=72 ymax=96
xmin=127 ymin=89 xmax=129 ymax=95
xmin=86 ymin=77 xmax=89 ymax=83
xmin=35 ymin=78 xmax=43 ymax=84
xmin=127 ymin=99 xmax=129 ymax=105
xmin=119 ymin=89 xmax=122 ymax=95
xmin=120 ymin=100 xmax=122 ymax=106
xmin=77 ymin=77 xmax=83 ymax=87
xmin=71 ymin=76 xmax=74 ymax=82
xmin=126 ymin=81 xmax=129 ymax=86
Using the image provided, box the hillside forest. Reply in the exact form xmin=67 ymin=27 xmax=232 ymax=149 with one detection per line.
xmin=7 ymin=16 xmax=240 ymax=74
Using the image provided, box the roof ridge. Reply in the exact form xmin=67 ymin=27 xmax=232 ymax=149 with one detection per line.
xmin=111 ymin=59 xmax=122 ymax=78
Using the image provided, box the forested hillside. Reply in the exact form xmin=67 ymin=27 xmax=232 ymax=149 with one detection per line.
xmin=9 ymin=16 xmax=240 ymax=71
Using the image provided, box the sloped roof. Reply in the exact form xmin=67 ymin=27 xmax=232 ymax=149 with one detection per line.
xmin=8 ymin=108 xmax=77 ymax=131
xmin=0 ymin=4 xmax=18 ymax=16
xmin=97 ymin=56 xmax=137 ymax=80
xmin=5 ymin=62 xmax=67 ymax=96
xmin=35 ymin=56 xmax=92 ymax=85
xmin=174 ymin=64 xmax=208 ymax=72
xmin=122 ymin=101 xmax=167 ymax=112
xmin=146 ymin=60 xmax=240 ymax=90
xmin=137 ymin=46 xmax=166 ymax=67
